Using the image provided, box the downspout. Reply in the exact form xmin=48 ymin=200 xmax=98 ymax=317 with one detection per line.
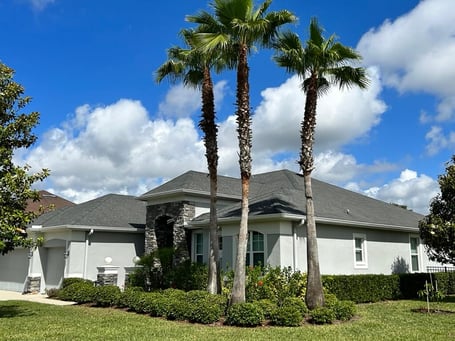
xmin=83 ymin=229 xmax=94 ymax=279
xmin=292 ymin=224 xmax=296 ymax=272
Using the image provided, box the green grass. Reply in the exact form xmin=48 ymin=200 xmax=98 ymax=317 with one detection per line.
xmin=0 ymin=300 xmax=454 ymax=340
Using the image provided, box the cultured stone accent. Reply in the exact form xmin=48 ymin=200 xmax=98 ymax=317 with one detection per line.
xmin=145 ymin=201 xmax=195 ymax=266
xmin=24 ymin=276 xmax=41 ymax=293
xmin=97 ymin=273 xmax=118 ymax=286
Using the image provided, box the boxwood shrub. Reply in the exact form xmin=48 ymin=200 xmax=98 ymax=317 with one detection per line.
xmin=225 ymin=302 xmax=264 ymax=327
xmin=93 ymin=285 xmax=121 ymax=307
xmin=185 ymin=291 xmax=226 ymax=324
xmin=280 ymin=296 xmax=308 ymax=316
xmin=270 ymin=306 xmax=302 ymax=327
xmin=309 ymin=306 xmax=336 ymax=325
xmin=323 ymin=274 xmax=400 ymax=303
xmin=58 ymin=282 xmax=96 ymax=303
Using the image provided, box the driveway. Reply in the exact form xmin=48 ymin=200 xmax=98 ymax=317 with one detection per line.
xmin=0 ymin=290 xmax=75 ymax=306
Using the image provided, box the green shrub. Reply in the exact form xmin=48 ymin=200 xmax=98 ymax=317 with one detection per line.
xmin=61 ymin=277 xmax=93 ymax=289
xmin=225 ymin=303 xmax=264 ymax=327
xmin=323 ymin=274 xmax=400 ymax=303
xmin=323 ymin=293 xmax=339 ymax=308
xmin=117 ymin=286 xmax=144 ymax=308
xmin=58 ymin=282 xmax=95 ymax=303
xmin=280 ymin=296 xmax=308 ymax=316
xmin=185 ymin=291 xmax=225 ymax=324
xmin=255 ymin=299 xmax=277 ymax=319
xmin=93 ymin=285 xmax=121 ymax=307
xmin=309 ymin=307 xmax=336 ymax=325
xmin=333 ymin=300 xmax=356 ymax=321
xmin=139 ymin=292 xmax=163 ymax=316
xmin=270 ymin=306 xmax=303 ymax=327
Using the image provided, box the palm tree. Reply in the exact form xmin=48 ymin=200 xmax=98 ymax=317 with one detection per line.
xmin=187 ymin=0 xmax=295 ymax=304
xmin=155 ymin=29 xmax=229 ymax=294
xmin=273 ymin=18 xmax=369 ymax=309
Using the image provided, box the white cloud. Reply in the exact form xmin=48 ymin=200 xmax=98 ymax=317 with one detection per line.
xmin=362 ymin=169 xmax=439 ymax=214
xmin=158 ymin=83 xmax=201 ymax=118
xmin=357 ymin=0 xmax=455 ymax=122
xmin=22 ymin=99 xmax=206 ymax=203
xmin=425 ymin=126 xmax=455 ymax=155
xmin=252 ymin=68 xmax=386 ymax=155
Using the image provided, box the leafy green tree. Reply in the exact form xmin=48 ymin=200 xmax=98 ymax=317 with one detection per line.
xmin=0 ymin=61 xmax=49 ymax=254
xmin=187 ymin=0 xmax=296 ymax=304
xmin=419 ymin=155 xmax=455 ymax=265
xmin=273 ymin=18 xmax=369 ymax=309
xmin=156 ymin=28 xmax=233 ymax=294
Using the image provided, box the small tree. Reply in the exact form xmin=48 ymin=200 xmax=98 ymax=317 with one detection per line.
xmin=419 ymin=155 xmax=455 ymax=265
xmin=0 ymin=61 xmax=49 ymax=255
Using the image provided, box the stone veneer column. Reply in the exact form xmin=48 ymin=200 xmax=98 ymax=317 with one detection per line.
xmin=96 ymin=266 xmax=119 ymax=286
xmin=144 ymin=201 xmax=195 ymax=266
xmin=24 ymin=276 xmax=41 ymax=293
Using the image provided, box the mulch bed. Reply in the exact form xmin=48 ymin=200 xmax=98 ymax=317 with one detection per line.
xmin=411 ymin=307 xmax=455 ymax=314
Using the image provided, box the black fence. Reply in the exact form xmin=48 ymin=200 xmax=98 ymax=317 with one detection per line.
xmin=427 ymin=266 xmax=455 ymax=273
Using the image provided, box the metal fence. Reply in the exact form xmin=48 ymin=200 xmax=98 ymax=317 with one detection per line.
xmin=427 ymin=266 xmax=455 ymax=273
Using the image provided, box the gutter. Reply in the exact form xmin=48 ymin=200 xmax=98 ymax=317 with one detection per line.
xmin=190 ymin=213 xmax=418 ymax=232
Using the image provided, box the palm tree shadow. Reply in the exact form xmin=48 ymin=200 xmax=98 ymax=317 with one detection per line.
xmin=0 ymin=304 xmax=36 ymax=318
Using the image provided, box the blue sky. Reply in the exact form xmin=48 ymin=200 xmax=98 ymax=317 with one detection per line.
xmin=2 ymin=0 xmax=454 ymax=214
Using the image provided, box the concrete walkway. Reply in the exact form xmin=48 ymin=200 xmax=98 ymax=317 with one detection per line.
xmin=0 ymin=290 xmax=75 ymax=306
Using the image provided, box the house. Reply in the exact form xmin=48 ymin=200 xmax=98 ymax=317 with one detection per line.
xmin=0 ymin=194 xmax=145 ymax=293
xmin=26 ymin=190 xmax=75 ymax=213
xmin=139 ymin=169 xmax=441 ymax=275
xmin=0 ymin=169 xmax=443 ymax=293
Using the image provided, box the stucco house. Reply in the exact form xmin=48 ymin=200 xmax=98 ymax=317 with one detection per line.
xmin=0 ymin=169 xmax=444 ymax=293
xmin=0 ymin=194 xmax=145 ymax=293
xmin=140 ymin=169 xmax=440 ymax=276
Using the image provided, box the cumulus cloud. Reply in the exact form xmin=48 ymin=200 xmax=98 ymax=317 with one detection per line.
xmin=362 ymin=169 xmax=439 ymax=214
xmin=21 ymin=99 xmax=206 ymax=203
xmin=252 ymin=68 xmax=386 ymax=155
xmin=357 ymin=0 xmax=455 ymax=124
xmin=425 ymin=126 xmax=455 ymax=156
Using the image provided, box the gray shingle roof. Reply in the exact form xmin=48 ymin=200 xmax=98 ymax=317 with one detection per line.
xmin=139 ymin=170 xmax=241 ymax=199
xmin=32 ymin=194 xmax=146 ymax=229
xmin=147 ymin=169 xmax=423 ymax=229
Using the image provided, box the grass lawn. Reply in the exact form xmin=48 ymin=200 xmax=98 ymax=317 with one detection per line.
xmin=0 ymin=299 xmax=454 ymax=341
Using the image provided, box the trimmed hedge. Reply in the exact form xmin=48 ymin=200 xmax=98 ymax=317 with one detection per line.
xmin=322 ymin=272 xmax=455 ymax=303
xmin=323 ymin=274 xmax=400 ymax=303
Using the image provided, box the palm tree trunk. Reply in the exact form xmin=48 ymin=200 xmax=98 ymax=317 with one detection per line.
xmin=300 ymin=74 xmax=324 ymax=310
xmin=200 ymin=66 xmax=221 ymax=294
xmin=303 ymin=173 xmax=324 ymax=309
xmin=231 ymin=43 xmax=252 ymax=305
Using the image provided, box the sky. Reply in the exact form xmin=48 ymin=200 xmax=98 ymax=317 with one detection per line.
xmin=2 ymin=0 xmax=455 ymax=215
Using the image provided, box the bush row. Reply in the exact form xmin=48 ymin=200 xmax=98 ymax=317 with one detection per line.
xmin=322 ymin=272 xmax=455 ymax=303
xmin=56 ymin=281 xmax=356 ymax=326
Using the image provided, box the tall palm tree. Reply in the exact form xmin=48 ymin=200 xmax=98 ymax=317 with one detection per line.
xmin=155 ymin=29 xmax=229 ymax=294
xmin=187 ymin=0 xmax=295 ymax=304
xmin=273 ymin=18 xmax=369 ymax=309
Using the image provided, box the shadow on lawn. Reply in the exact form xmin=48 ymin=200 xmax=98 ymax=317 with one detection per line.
xmin=0 ymin=304 xmax=36 ymax=318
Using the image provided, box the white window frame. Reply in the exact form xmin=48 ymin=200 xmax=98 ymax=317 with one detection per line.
xmin=194 ymin=232 xmax=204 ymax=264
xmin=353 ymin=233 xmax=368 ymax=269
xmin=409 ymin=235 xmax=421 ymax=273
xmin=246 ymin=231 xmax=265 ymax=267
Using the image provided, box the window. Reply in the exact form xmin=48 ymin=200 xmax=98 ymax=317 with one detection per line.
xmin=353 ymin=233 xmax=367 ymax=268
xmin=410 ymin=236 xmax=420 ymax=272
xmin=246 ymin=231 xmax=264 ymax=266
xmin=195 ymin=233 xmax=203 ymax=264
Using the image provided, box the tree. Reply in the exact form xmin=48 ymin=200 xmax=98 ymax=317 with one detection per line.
xmin=187 ymin=0 xmax=295 ymax=304
xmin=273 ymin=18 xmax=369 ymax=309
xmin=419 ymin=155 xmax=455 ymax=265
xmin=156 ymin=28 xmax=232 ymax=294
xmin=0 ymin=61 xmax=49 ymax=255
